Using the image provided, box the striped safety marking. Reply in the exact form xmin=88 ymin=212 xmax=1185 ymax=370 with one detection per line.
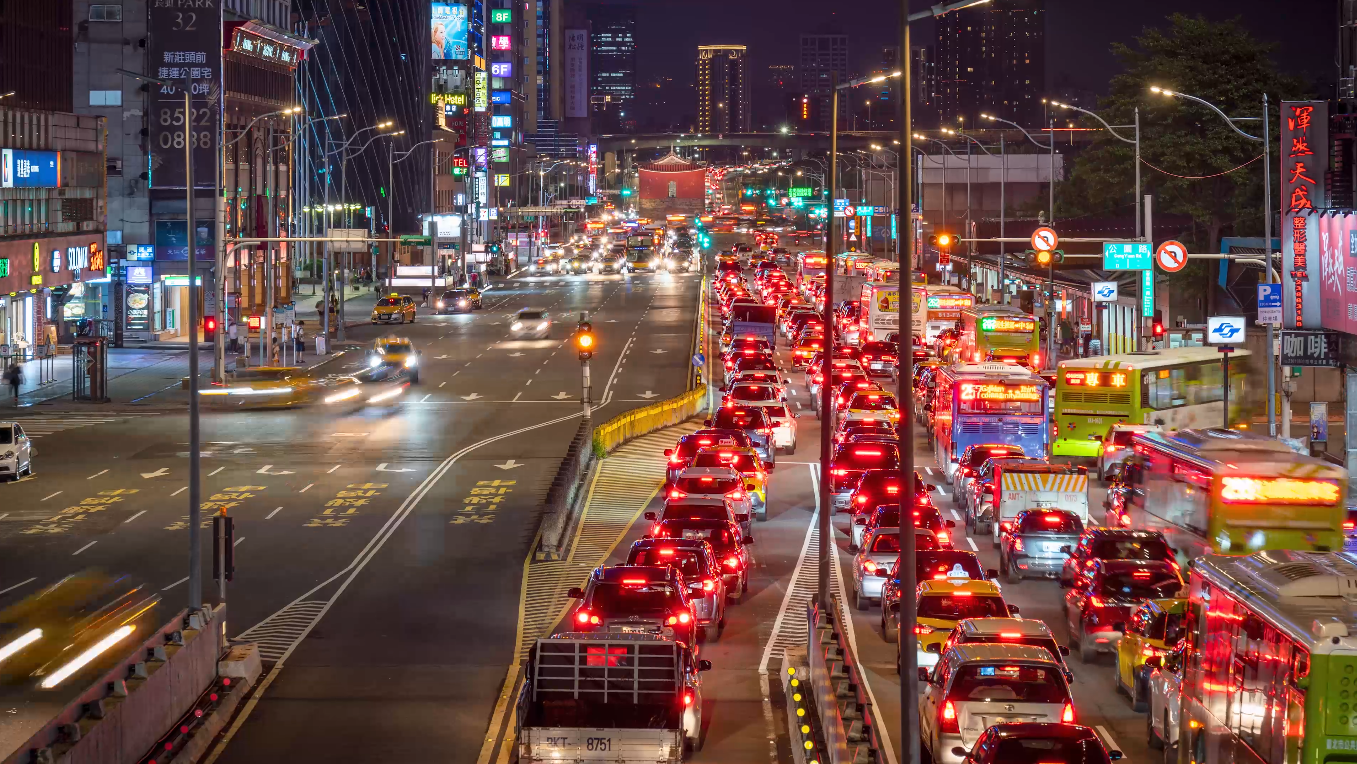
xmin=1001 ymin=472 xmax=1088 ymax=494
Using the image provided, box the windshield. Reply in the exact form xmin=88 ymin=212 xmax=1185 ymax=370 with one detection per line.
xmin=761 ymin=405 xmax=788 ymax=418
xmin=959 ymin=383 xmax=1044 ymax=415
xmin=1089 ymin=537 xmax=1174 ymax=562
xmin=1109 ymin=430 xmax=1139 ymax=447
xmin=965 ymin=636 xmax=1065 ymax=665
xmin=731 ymin=385 xmax=778 ymax=401
xmin=850 ymin=393 xmax=897 ymax=411
xmin=860 ymin=342 xmax=895 ymax=356
xmin=1018 ymin=512 xmax=1083 ymax=535
xmin=947 ymin=663 xmax=1068 ymax=703
xmin=380 ymin=342 xmax=413 ymax=354
xmin=445 ymin=290 xmax=471 ymax=298
xmin=990 ymin=736 xmax=1111 ymax=764
xmin=1098 ymin=571 xmax=1181 ymax=600
xmin=916 ymin=552 xmax=985 ymax=581
xmin=587 ymin=582 xmax=681 ymax=614
xmin=675 ymin=476 xmax=741 ymax=494
xmin=0 ymin=426 xmax=11 ymax=445
xmin=918 ymin=594 xmax=1009 ymax=620
xmin=629 ymin=548 xmax=705 ymax=578
xmin=663 ymin=504 xmax=729 ymax=523
xmin=517 ymin=311 xmax=546 ymax=320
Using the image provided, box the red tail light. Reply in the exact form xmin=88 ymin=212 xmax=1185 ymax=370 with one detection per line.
xmin=863 ymin=560 xmax=878 ymax=574
xmin=1105 ymin=444 xmax=1117 ymax=454
xmin=684 ymin=691 xmax=694 ymax=706
xmin=1090 ymin=596 xmax=1105 ymax=608
xmin=1000 ymin=521 xmax=1014 ymax=533
xmin=1061 ymin=703 xmax=1075 ymax=723
xmin=1346 ymin=520 xmax=1356 ymax=531
xmin=830 ymin=468 xmax=848 ymax=476
xmin=855 ymin=495 xmax=869 ymax=505
xmin=670 ymin=454 xmax=683 ymax=464
xmin=702 ymin=578 xmax=716 ymax=592
xmin=936 ymin=531 xmax=950 ymax=545
xmin=941 ymin=701 xmax=960 ymax=734
xmin=724 ymin=555 xmax=741 ymax=569
xmin=915 ymin=625 xmax=934 ymax=635
xmin=576 ymin=610 xmax=600 ymax=625
xmin=670 ymin=489 xmax=686 ymax=499
xmin=1013 ymin=537 xmax=1025 ymax=553
xmin=728 ymin=489 xmax=744 ymax=500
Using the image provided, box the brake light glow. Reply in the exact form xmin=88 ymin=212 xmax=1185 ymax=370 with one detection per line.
xmin=1133 ymin=570 xmax=1153 ymax=578
xmin=863 ymin=561 xmax=877 ymax=574
xmin=1000 ymin=632 xmax=1023 ymax=638
xmin=941 ymin=701 xmax=960 ymax=734
xmin=702 ymin=579 xmax=716 ymax=592
xmin=952 ymin=591 xmax=973 ymax=597
xmin=1090 ymin=596 xmax=1105 ymax=608
xmin=831 ymin=468 xmax=848 ymax=476
xmin=1062 ymin=703 xmax=1075 ymax=723
xmin=684 ymin=691 xmax=694 ymax=706
xmin=670 ymin=489 xmax=686 ymax=499
xmin=724 ymin=556 xmax=741 ymax=568
xmin=728 ymin=490 xmax=744 ymax=500
xmin=855 ymin=449 xmax=882 ymax=456
xmin=622 ymin=578 xmax=648 ymax=584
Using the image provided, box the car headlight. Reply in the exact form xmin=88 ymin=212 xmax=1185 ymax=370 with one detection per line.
xmin=368 ymin=356 xmax=382 ymax=368
xmin=404 ymin=356 xmax=418 ymax=368
xmin=537 ymin=321 xmax=548 ymax=330
xmin=458 ymin=299 xmax=468 ymax=307
xmin=650 ymin=260 xmax=659 ymax=267
xmin=436 ymin=300 xmax=445 ymax=309
xmin=1 ymin=450 xmax=13 ymax=459
xmin=511 ymin=322 xmax=524 ymax=330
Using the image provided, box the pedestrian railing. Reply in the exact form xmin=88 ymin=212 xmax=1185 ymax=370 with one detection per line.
xmin=591 ymin=385 xmax=708 ymax=457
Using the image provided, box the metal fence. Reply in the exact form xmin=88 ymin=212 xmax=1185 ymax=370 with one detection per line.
xmin=591 ymin=385 xmax=708 ymax=457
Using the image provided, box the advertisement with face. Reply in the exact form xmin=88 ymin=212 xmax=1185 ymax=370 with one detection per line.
xmin=431 ymin=3 xmax=469 ymax=61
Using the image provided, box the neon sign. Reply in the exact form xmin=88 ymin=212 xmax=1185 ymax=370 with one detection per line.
xmin=959 ymin=383 xmax=1042 ymax=402
xmin=1220 ymin=477 xmax=1340 ymax=506
xmin=927 ymin=295 xmax=974 ymax=310
xmin=1062 ymin=371 xmax=1127 ymax=388
xmin=980 ymin=316 xmax=1036 ymax=333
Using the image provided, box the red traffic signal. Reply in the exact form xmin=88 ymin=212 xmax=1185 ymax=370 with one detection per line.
xmin=1152 ymin=310 xmax=1165 ymax=338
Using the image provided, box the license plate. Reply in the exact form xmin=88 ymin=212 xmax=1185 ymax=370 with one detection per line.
xmin=1044 ymin=542 xmax=1064 ymax=552
xmin=871 ymin=362 xmax=884 ymax=369
xmin=1034 ymin=500 xmax=1054 ymax=507
xmin=619 ymin=626 xmax=650 ymax=634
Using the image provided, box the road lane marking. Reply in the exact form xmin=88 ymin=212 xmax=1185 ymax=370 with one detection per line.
xmin=72 ymin=541 xmax=97 ymax=556
xmin=1096 ymin=726 xmax=1123 ymax=757
xmin=210 ymin=466 xmax=226 ymax=476
xmin=42 ymin=491 xmax=61 ymax=501
xmin=440 ymin=381 xmax=448 ymax=386
xmin=421 ymin=394 xmax=432 ymax=402
xmin=86 ymin=469 xmax=108 ymax=480
xmin=0 ymin=577 xmax=37 ymax=596
xmin=967 ymin=537 xmax=979 ymax=551
xmin=925 ymin=467 xmax=933 ymax=475
xmin=124 ymin=510 xmax=147 ymax=524
xmin=162 ymin=576 xmax=188 ymax=591
xmin=299 ymin=483 xmax=314 ymax=493
xmin=935 ymin=486 xmax=948 ymax=497
xmin=328 ymin=465 xmax=341 ymax=473
xmin=172 ymin=487 xmax=187 ymax=497
xmin=234 ymin=536 xmax=245 ymax=547
xmin=949 ymin=509 xmax=961 ymax=522
xmin=513 ymin=392 xmax=522 ymax=401
xmin=524 ymin=379 xmax=532 ymax=386
xmin=266 ymin=507 xmax=283 ymax=519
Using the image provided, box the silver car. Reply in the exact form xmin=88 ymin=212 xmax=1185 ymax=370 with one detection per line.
xmin=1146 ymin=648 xmax=1184 ymax=753
xmin=670 ymin=466 xmax=754 ymax=532
xmin=510 ymin=309 xmax=551 ymax=339
xmin=998 ymin=509 xmax=1083 ymax=583
xmin=919 ymin=644 xmax=1076 ymax=764
xmin=0 ymin=421 xmax=34 ymax=480
xmin=851 ymin=528 xmax=901 ymax=610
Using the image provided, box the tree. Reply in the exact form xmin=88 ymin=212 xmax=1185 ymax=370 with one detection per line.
xmin=1060 ymin=14 xmax=1307 ymax=252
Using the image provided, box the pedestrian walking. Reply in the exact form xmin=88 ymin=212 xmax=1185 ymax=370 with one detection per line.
xmin=295 ymin=322 xmax=306 ymax=363
xmin=227 ymin=321 xmax=239 ymax=355
xmin=5 ymin=363 xmax=21 ymax=404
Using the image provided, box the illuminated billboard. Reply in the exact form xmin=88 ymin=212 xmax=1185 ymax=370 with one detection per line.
xmin=1 ymin=149 xmax=59 ymax=188
xmin=431 ymin=3 xmax=469 ymax=60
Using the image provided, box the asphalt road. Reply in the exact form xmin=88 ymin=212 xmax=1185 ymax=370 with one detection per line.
xmin=0 ymin=267 xmax=702 ymax=762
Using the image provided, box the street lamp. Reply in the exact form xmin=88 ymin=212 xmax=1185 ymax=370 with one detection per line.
xmin=0 ymin=91 xmax=16 ymax=100
xmin=1150 ymin=85 xmax=1277 ymax=435
xmin=1050 ymin=100 xmax=1141 ymax=236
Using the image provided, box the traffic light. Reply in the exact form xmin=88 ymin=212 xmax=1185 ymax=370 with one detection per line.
xmin=204 ymin=316 xmax=217 ymax=342
xmin=1034 ymin=250 xmax=1053 ymax=267
xmin=929 ymin=232 xmax=954 ymax=267
xmin=575 ymin=321 xmax=596 ymax=360
xmin=489 ymin=242 xmax=502 ymax=255
xmin=620 ymin=188 xmax=633 ymax=197
xmin=1153 ymin=309 xmax=1165 ymax=339
xmin=1026 ymin=249 xmax=1064 ymax=267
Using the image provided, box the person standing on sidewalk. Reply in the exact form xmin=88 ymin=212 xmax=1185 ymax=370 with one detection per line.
xmin=294 ymin=322 xmax=307 ymax=363
xmin=5 ymin=362 xmax=21 ymax=404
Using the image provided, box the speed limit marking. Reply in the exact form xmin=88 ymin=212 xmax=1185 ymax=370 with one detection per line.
xmin=1030 ymin=227 xmax=1058 ymax=252
xmin=1155 ymin=240 xmax=1187 ymax=272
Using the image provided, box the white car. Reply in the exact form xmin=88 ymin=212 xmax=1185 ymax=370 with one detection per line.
xmin=510 ymin=309 xmax=551 ymax=339
xmin=851 ymin=528 xmax=900 ymax=609
xmin=722 ymin=382 xmax=784 ymax=408
xmin=0 ymin=421 xmax=35 ymax=480
xmin=668 ymin=466 xmax=754 ymax=535
xmin=919 ymin=644 xmax=1077 ymax=764
xmin=757 ymin=403 xmax=797 ymax=454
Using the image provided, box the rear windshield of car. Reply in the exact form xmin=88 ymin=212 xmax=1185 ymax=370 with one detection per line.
xmin=1089 ymin=537 xmax=1174 ymax=562
xmin=918 ymin=594 xmax=1009 ymax=621
xmin=965 ymin=446 xmax=1024 ymax=468
xmin=731 ymin=385 xmax=778 ymax=401
xmin=718 ymin=261 xmax=742 ymax=272
xmin=964 ymin=636 xmax=1065 ymax=665
xmin=664 ymin=504 xmax=730 ymax=523
xmin=1098 ymin=571 xmax=1181 ymax=600
xmin=629 ymin=549 xmax=705 ymax=578
xmin=518 ymin=311 xmax=546 ymax=320
xmin=850 ymin=393 xmax=897 ymax=410
xmin=1019 ymin=513 xmax=1083 ymax=535
xmin=990 ymin=735 xmax=1110 ymax=764
xmin=587 ymin=582 xmax=681 ymax=614
xmin=860 ymin=342 xmax=895 ymax=356
xmin=947 ymin=664 xmax=1068 ymax=704
xmin=675 ymin=476 xmax=741 ymax=494
xmin=917 ymin=552 xmax=985 ymax=581
xmin=377 ymin=297 xmax=400 ymax=306
xmin=869 ymin=533 xmax=900 ymax=553
xmin=845 ymin=424 xmax=897 ymax=440
xmin=761 ymin=405 xmax=788 ymax=418
xmin=729 ymin=305 xmax=776 ymax=323
xmin=713 ymin=410 xmax=767 ymax=430
xmin=658 ymin=522 xmax=737 ymax=550
xmin=836 ymin=445 xmax=901 ymax=469
xmin=690 ymin=451 xmax=757 ymax=470
xmin=1109 ymin=430 xmax=1139 ymax=447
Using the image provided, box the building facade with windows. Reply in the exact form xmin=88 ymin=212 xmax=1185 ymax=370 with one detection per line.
xmin=586 ymin=5 xmax=636 ymax=133
xmin=799 ymin=33 xmax=847 ymax=131
xmin=696 ymin=45 xmax=750 ymax=134
xmin=935 ymin=0 xmax=1045 ymax=128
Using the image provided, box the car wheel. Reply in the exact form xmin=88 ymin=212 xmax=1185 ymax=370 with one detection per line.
xmin=702 ymin=625 xmax=720 ymax=644
xmin=410 ymin=372 xmax=420 ymax=385
xmin=920 ymin=737 xmax=935 ymax=764
xmin=848 ymin=543 xmax=859 ymax=554
xmin=741 ymin=573 xmax=748 ymax=595
xmin=1075 ymin=625 xmax=1092 ymax=664
xmin=882 ymin=611 xmax=898 ymax=643
xmin=854 ymin=586 xmax=869 ymax=611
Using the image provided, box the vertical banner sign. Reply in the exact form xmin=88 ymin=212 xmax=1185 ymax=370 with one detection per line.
xmin=564 ymin=29 xmax=589 ymax=119
xmin=1319 ymin=212 xmax=1357 ymax=334
xmin=474 ymin=70 xmax=489 ymax=112
xmin=1281 ymin=101 xmax=1327 ymax=328
xmin=588 ymin=144 xmax=598 ymax=194
xmin=430 ymin=3 xmax=469 ymax=61
xmin=1140 ymin=269 xmax=1154 ymax=318
xmin=147 ymin=0 xmax=221 ymax=189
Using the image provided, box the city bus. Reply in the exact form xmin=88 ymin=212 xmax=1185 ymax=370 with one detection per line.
xmin=1177 ymin=550 xmax=1357 ymax=764
xmin=859 ymin=282 xmax=899 ymax=341
xmin=796 ymin=251 xmax=829 ymax=293
xmin=1119 ymin=428 xmax=1345 ymax=562
xmin=924 ymin=286 xmax=974 ymax=344
xmin=955 ymin=305 xmax=1040 ymax=367
xmin=1052 ymin=346 xmax=1250 ymax=458
xmin=930 ymin=362 xmax=1050 ymax=484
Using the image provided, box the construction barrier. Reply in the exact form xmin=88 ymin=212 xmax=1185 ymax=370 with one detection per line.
xmin=591 ymin=384 xmax=707 ymax=457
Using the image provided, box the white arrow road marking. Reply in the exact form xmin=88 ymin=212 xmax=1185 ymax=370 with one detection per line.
xmin=508 ymin=352 xmax=524 ymax=357
xmin=650 ymin=348 xmax=666 ymax=354
xmin=141 ymin=468 xmax=171 ymax=479
xmin=461 ymin=393 xmax=483 ymax=401
xmin=257 ymin=464 xmax=295 ymax=475
xmin=494 ymin=459 xmax=524 ymax=470
xmin=551 ymin=392 xmax=572 ymax=399
xmin=637 ymin=391 xmax=659 ymax=399
xmin=435 ymin=354 xmax=450 ymax=359
xmin=376 ymin=463 xmax=415 ymax=473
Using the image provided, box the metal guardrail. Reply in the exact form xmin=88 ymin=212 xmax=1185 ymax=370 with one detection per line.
xmin=806 ymin=598 xmax=885 ymax=764
xmin=591 ymin=385 xmax=708 ymax=457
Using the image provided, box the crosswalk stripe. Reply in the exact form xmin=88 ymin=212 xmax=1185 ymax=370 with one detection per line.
xmin=11 ymin=413 xmax=148 ymax=438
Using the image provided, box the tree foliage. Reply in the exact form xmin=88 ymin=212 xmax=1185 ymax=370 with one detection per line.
xmin=1059 ymin=14 xmax=1308 ymax=253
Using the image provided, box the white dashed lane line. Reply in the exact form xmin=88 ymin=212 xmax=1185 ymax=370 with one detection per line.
xmin=966 ymin=537 xmax=979 ymax=551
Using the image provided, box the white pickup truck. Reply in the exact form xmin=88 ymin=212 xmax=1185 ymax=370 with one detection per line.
xmin=516 ymin=633 xmax=710 ymax=763
xmin=976 ymin=462 xmax=1089 ymax=545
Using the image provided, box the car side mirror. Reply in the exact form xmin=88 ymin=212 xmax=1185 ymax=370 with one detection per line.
xmin=644 ymin=512 xmax=657 ymax=521
xmin=946 ymin=520 xmax=957 ymax=529
xmin=1008 ymin=605 xmax=1020 ymax=616
xmin=952 ymin=748 xmax=970 ymax=759
xmin=743 ymin=535 xmax=755 ymax=545
xmin=1059 ymin=577 xmax=1072 ymax=589
xmin=1109 ymin=752 xmax=1123 ymax=761
xmin=918 ymin=667 xmax=933 ymax=683
xmin=1058 ymin=645 xmax=1070 ymax=656
xmin=1060 ymin=545 xmax=1073 ymax=555
xmin=925 ymin=643 xmax=941 ymax=653
xmin=736 ymin=514 xmax=750 ymax=523
xmin=664 ymin=449 xmax=673 ymax=457
xmin=854 ymin=516 xmax=867 ymax=526
xmin=704 ymin=418 xmax=713 ymax=426
xmin=699 ymin=659 xmax=713 ymax=672
xmin=926 ymin=484 xmax=937 ymax=493
xmin=1144 ymin=656 xmax=1163 ymax=669
xmin=567 ymin=587 xmax=584 ymax=598
xmin=986 ymin=568 xmax=999 ymax=580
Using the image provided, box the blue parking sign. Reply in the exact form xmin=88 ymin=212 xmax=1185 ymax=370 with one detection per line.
xmin=1257 ymin=283 xmax=1282 ymax=325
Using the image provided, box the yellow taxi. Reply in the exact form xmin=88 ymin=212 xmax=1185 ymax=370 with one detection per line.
xmin=1115 ymin=597 xmax=1186 ymax=710
xmin=845 ymin=390 xmax=901 ymax=423
xmin=691 ymin=444 xmax=768 ymax=520
xmin=199 ymin=367 xmax=352 ymax=408
xmin=368 ymin=336 xmax=420 ymax=380
xmin=371 ymin=293 xmax=417 ymax=324
xmin=914 ymin=578 xmax=1015 ymax=667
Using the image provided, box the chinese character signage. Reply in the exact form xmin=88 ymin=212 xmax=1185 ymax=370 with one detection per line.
xmin=1280 ymin=330 xmax=1341 ymax=367
xmin=490 ymin=61 xmax=512 ymax=77
xmin=1101 ymin=242 xmax=1152 ymax=270
xmin=431 ymin=3 xmax=469 ymax=60
xmin=127 ymin=244 xmax=155 ymax=261
xmin=474 ymin=71 xmax=488 ymax=112
xmin=1316 ymin=211 xmax=1357 ymax=335
xmin=490 ymin=114 xmax=512 ymax=128
xmin=491 ymin=147 xmax=508 ymax=163
xmin=788 ymin=187 xmax=812 ymax=198
xmin=154 ymin=219 xmax=214 ymax=261
xmin=1284 ymin=210 xmax=1322 ymax=328
xmin=1 ymin=149 xmax=59 ymax=188
xmin=126 ymin=285 xmax=152 ymax=331
xmin=472 ymin=147 xmax=488 ymax=168
xmin=588 ymin=143 xmax=598 ymax=194
xmin=232 ymin=27 xmax=302 ymax=67
xmin=491 ymin=35 xmax=511 ymax=51
xmin=147 ymin=0 xmax=221 ymax=189
xmin=1281 ymin=100 xmax=1328 ymax=217
xmin=564 ymin=29 xmax=589 ymax=119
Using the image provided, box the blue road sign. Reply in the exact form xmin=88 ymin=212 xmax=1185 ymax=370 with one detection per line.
xmin=1207 ymin=316 xmax=1245 ymax=344
xmin=1257 ymin=283 xmax=1282 ymax=325
xmin=692 ymin=353 xmax=705 ymax=367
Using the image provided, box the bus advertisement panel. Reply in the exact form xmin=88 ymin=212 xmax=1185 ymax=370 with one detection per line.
xmin=924 ymin=287 xmax=974 ymax=343
xmin=860 ymin=283 xmax=899 ymax=341
xmin=931 ymin=363 xmax=1050 ymax=482
xmin=1119 ymin=428 xmax=1345 ymax=562
xmin=1052 ymin=347 xmax=1249 ymax=458
xmin=957 ymin=307 xmax=1039 ymax=367
xmin=796 ymin=251 xmax=828 ymax=292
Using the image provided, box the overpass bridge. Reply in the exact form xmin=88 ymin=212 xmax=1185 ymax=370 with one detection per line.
xmin=594 ymin=131 xmax=899 ymax=157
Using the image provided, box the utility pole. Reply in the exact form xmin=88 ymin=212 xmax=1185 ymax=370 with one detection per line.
xmin=819 ymin=70 xmax=838 ymax=613
xmin=182 ymin=77 xmax=202 ymax=610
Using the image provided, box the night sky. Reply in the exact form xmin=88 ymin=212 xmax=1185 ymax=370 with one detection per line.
xmin=606 ymin=0 xmax=1336 ymax=129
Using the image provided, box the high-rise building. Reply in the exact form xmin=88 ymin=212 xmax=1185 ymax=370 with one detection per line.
xmin=799 ymin=34 xmax=848 ymax=131
xmin=696 ymin=45 xmax=750 ymax=133
xmin=768 ymin=65 xmax=796 ymax=91
xmin=935 ymin=0 xmax=1045 ymax=128
xmin=587 ymin=5 xmax=637 ymax=132
xmin=0 ymin=1 xmax=72 ymax=112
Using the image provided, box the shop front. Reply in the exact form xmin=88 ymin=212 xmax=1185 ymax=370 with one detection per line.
xmin=0 ymin=233 xmax=107 ymax=354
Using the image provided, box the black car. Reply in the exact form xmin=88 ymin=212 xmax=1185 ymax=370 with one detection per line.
xmin=566 ymin=564 xmax=698 ymax=646
xmin=436 ymin=288 xmax=482 ymax=313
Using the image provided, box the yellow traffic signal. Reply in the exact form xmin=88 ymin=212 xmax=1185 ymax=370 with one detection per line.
xmin=1034 ymin=250 xmax=1053 ymax=266
xmin=575 ymin=322 xmax=595 ymax=360
xmin=936 ymin=233 xmax=953 ymax=248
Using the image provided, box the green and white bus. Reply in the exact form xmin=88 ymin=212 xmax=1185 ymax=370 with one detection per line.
xmin=1052 ymin=347 xmax=1249 ymax=458
xmin=955 ymin=305 xmax=1040 ymax=367
xmin=1176 ymin=551 xmax=1357 ymax=764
